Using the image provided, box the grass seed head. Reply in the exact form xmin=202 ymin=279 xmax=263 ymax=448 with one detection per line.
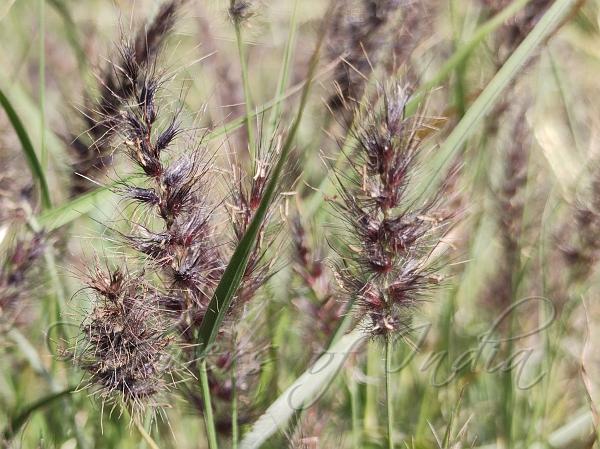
xmin=332 ymin=82 xmax=451 ymax=340
xmin=70 ymin=0 xmax=186 ymax=194
xmin=78 ymin=266 xmax=174 ymax=416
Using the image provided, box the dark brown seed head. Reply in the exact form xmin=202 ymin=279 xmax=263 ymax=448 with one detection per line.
xmin=331 ymin=82 xmax=450 ymax=339
xmin=70 ymin=0 xmax=186 ymax=194
xmin=78 ymin=266 xmax=173 ymax=414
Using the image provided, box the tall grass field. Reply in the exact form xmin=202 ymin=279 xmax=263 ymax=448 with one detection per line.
xmin=0 ymin=0 xmax=599 ymax=448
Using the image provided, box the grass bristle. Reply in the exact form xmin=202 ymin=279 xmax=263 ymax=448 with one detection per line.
xmin=1 ymin=0 xmax=595 ymax=447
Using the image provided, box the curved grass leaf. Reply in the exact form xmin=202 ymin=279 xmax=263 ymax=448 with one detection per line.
xmin=38 ymin=182 xmax=116 ymax=230
xmin=417 ymin=0 xmax=580 ymax=200
xmin=239 ymin=330 xmax=366 ymax=449
xmin=0 ymin=87 xmax=51 ymax=209
xmin=194 ymin=18 xmax=328 ymax=357
xmin=2 ymin=387 xmax=75 ymax=442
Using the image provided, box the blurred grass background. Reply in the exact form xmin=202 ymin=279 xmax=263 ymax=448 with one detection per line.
xmin=2 ymin=0 xmax=600 ymax=448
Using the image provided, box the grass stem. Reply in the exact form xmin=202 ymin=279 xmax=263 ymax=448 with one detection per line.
xmin=200 ymin=359 xmax=219 ymax=449
xmin=232 ymin=334 xmax=239 ymax=449
xmin=350 ymin=372 xmax=361 ymax=448
xmin=39 ymin=0 xmax=46 ymax=170
xmin=386 ymin=337 xmax=394 ymax=449
xmin=232 ymin=13 xmax=255 ymax=158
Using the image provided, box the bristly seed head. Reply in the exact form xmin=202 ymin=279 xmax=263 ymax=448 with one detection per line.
xmin=331 ymin=82 xmax=451 ymax=340
xmin=69 ymin=0 xmax=186 ymax=194
xmin=77 ymin=266 xmax=173 ymax=416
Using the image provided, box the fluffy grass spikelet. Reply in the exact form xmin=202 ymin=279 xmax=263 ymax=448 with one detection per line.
xmin=332 ymin=83 xmax=449 ymax=339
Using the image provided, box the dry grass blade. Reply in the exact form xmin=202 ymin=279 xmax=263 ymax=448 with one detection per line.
xmin=239 ymin=330 xmax=365 ymax=449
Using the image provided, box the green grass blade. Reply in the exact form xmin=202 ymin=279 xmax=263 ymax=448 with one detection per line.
xmin=418 ymin=0 xmax=579 ymax=199
xmin=194 ymin=21 xmax=327 ymax=357
xmin=0 ymin=87 xmax=51 ymax=209
xmin=38 ymin=184 xmax=115 ymax=230
xmin=412 ymin=0 xmax=530 ymax=103
xmin=385 ymin=338 xmax=394 ymax=449
xmin=0 ymin=75 xmax=66 ymax=159
xmin=267 ymin=0 xmax=299 ymax=136
xmin=232 ymin=2 xmax=255 ymax=157
xmin=2 ymin=387 xmax=75 ymax=442
xmin=239 ymin=329 xmax=365 ymax=449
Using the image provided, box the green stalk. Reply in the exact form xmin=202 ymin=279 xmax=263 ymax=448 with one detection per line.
xmin=200 ymin=359 xmax=219 ymax=449
xmin=363 ymin=342 xmax=379 ymax=440
xmin=232 ymin=335 xmax=239 ymax=449
xmin=267 ymin=0 xmax=299 ymax=136
xmin=349 ymin=373 xmax=361 ymax=449
xmin=0 ymin=88 xmax=51 ymax=209
xmin=449 ymin=0 xmax=469 ymax=118
xmin=39 ymin=0 xmax=46 ymax=170
xmin=231 ymin=6 xmax=255 ymax=157
xmin=385 ymin=338 xmax=394 ymax=449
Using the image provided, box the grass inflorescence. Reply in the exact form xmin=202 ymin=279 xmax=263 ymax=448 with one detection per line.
xmin=0 ymin=0 xmax=597 ymax=448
